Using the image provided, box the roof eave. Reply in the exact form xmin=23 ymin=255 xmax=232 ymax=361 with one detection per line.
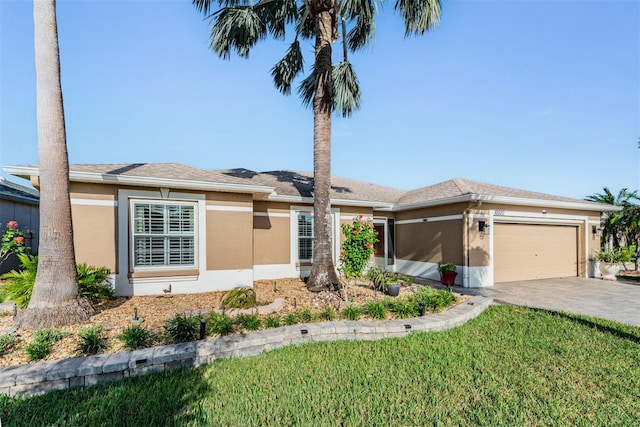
xmin=392 ymin=193 xmax=620 ymax=212
xmin=268 ymin=193 xmax=395 ymax=209
xmin=3 ymin=166 xmax=275 ymax=198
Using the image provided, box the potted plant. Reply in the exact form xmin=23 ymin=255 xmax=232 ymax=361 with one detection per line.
xmin=438 ymin=262 xmax=458 ymax=287
xmin=596 ymin=249 xmax=624 ymax=281
xmin=366 ymin=266 xmax=410 ymax=297
xmin=587 ymin=254 xmax=601 ymax=279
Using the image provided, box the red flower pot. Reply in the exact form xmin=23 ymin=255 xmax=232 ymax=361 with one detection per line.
xmin=440 ymin=271 xmax=457 ymax=286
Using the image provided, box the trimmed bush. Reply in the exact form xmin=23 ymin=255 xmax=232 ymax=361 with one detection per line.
xmin=24 ymin=328 xmax=68 ymax=361
xmin=265 ymin=315 xmax=281 ymax=328
xmin=207 ymin=313 xmax=234 ymax=337
xmin=165 ymin=314 xmax=201 ymax=343
xmin=77 ymin=325 xmax=108 ymax=355
xmin=321 ymin=307 xmax=335 ymax=321
xmin=0 ymin=335 xmax=17 ymax=357
xmin=284 ymin=313 xmax=298 ymax=326
xmin=235 ymin=313 xmax=261 ymax=331
xmin=363 ymin=301 xmax=387 ymax=319
xmin=342 ymin=305 xmax=361 ymax=321
xmin=117 ymin=325 xmax=153 ymax=350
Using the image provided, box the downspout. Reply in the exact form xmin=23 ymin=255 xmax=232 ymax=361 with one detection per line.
xmin=462 ymin=198 xmax=482 ymax=287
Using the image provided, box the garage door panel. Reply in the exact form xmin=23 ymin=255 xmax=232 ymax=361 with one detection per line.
xmin=494 ymin=223 xmax=577 ymax=283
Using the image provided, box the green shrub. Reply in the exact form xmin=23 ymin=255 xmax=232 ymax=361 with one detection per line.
xmin=24 ymin=328 xmax=67 ymax=361
xmin=77 ymin=263 xmax=114 ymax=303
xmin=366 ymin=266 xmax=412 ymax=291
xmin=0 ymin=254 xmax=37 ymax=308
xmin=363 ymin=301 xmax=387 ymax=319
xmin=25 ymin=340 xmax=52 ymax=361
xmin=410 ymin=286 xmax=456 ymax=312
xmin=0 ymin=255 xmax=113 ymax=308
xmin=165 ymin=314 xmax=201 ymax=343
xmin=342 ymin=305 xmax=361 ymax=321
xmin=221 ymin=287 xmax=256 ymax=309
xmin=385 ymin=298 xmax=418 ymax=318
xmin=0 ymin=335 xmax=17 ymax=357
xmin=117 ymin=325 xmax=152 ymax=350
xmin=299 ymin=308 xmax=315 ymax=323
xmin=321 ymin=307 xmax=335 ymax=321
xmin=235 ymin=313 xmax=261 ymax=331
xmin=284 ymin=313 xmax=298 ymax=325
xmin=77 ymin=325 xmax=108 ymax=355
xmin=265 ymin=315 xmax=281 ymax=328
xmin=207 ymin=313 xmax=235 ymax=337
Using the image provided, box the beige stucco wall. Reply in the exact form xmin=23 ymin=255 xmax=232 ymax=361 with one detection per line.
xmin=205 ymin=193 xmax=253 ymax=271
xmin=396 ymin=220 xmax=464 ymax=265
xmin=253 ymin=202 xmax=291 ymax=265
xmin=69 ymin=183 xmax=118 ymax=272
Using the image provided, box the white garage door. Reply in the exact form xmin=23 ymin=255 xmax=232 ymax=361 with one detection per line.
xmin=494 ymin=223 xmax=578 ymax=283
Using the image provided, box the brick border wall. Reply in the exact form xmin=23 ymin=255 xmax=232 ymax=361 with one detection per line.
xmin=0 ymin=296 xmax=492 ymax=398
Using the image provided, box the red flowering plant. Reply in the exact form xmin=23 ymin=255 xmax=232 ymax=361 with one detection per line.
xmin=339 ymin=215 xmax=379 ymax=279
xmin=1 ymin=220 xmax=30 ymax=264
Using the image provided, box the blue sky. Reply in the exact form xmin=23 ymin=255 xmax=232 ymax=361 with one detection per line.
xmin=1 ymin=0 xmax=638 ymax=200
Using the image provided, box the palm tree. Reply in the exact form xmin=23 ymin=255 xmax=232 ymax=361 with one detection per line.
xmin=586 ymin=187 xmax=639 ymax=250
xmin=14 ymin=0 xmax=93 ymax=329
xmin=193 ymin=0 xmax=441 ymax=291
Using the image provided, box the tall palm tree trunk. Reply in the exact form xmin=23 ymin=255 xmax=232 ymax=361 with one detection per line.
xmin=14 ymin=0 xmax=93 ymax=329
xmin=307 ymin=4 xmax=341 ymax=291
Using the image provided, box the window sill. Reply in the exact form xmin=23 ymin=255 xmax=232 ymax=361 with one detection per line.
xmin=129 ymin=268 xmax=199 ymax=279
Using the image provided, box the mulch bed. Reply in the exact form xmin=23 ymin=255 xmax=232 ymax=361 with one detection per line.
xmin=0 ymin=278 xmax=438 ymax=367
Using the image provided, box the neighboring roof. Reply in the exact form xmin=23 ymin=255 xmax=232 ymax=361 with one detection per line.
xmin=396 ymin=178 xmax=614 ymax=212
xmin=3 ymin=163 xmax=274 ymax=197
xmin=0 ymin=177 xmax=39 ymax=205
xmin=217 ymin=169 xmax=405 ymax=207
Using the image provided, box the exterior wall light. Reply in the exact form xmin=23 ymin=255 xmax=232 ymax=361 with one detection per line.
xmin=478 ymin=221 xmax=490 ymax=234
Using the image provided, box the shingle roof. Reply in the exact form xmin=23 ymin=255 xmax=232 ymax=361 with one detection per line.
xmin=67 ymin=163 xmax=257 ymax=187
xmin=0 ymin=177 xmax=39 ymax=205
xmin=217 ymin=169 xmax=406 ymax=204
xmin=397 ymin=178 xmax=599 ymax=207
xmin=4 ymin=163 xmax=609 ymax=211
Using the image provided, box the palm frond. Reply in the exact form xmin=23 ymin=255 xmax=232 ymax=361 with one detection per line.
xmin=296 ymin=5 xmax=315 ymax=40
xmin=210 ymin=7 xmax=268 ymax=59
xmin=194 ymin=0 xmax=251 ymax=15
xmin=255 ymin=0 xmax=299 ymax=40
xmin=298 ymin=69 xmax=316 ymax=109
xmin=297 ymin=62 xmax=361 ymax=117
xmin=271 ymin=40 xmax=305 ymax=95
xmin=332 ymin=60 xmax=361 ymax=117
xmin=348 ymin=15 xmax=376 ymax=51
xmin=394 ymin=0 xmax=441 ymax=36
xmin=339 ymin=0 xmax=378 ymax=51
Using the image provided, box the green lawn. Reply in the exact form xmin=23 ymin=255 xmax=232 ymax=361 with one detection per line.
xmin=1 ymin=305 xmax=639 ymax=426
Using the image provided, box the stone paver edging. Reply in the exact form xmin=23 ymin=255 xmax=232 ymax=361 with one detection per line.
xmin=0 ymin=295 xmax=491 ymax=398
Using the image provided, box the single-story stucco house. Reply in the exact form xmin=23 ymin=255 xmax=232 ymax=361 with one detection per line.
xmin=3 ymin=163 xmax=611 ymax=296
xmin=0 ymin=177 xmax=39 ymax=274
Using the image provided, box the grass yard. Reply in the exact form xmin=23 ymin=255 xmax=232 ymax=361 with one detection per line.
xmin=1 ymin=305 xmax=639 ymax=426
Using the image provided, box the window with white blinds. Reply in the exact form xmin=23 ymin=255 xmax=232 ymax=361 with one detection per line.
xmin=296 ymin=212 xmax=334 ymax=262
xmin=132 ymin=202 xmax=196 ymax=268
xmin=298 ymin=213 xmax=314 ymax=261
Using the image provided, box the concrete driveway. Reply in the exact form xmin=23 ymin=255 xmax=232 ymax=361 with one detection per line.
xmin=455 ymin=277 xmax=640 ymax=327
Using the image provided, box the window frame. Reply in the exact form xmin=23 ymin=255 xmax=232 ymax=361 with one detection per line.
xmin=129 ymin=199 xmax=198 ymax=271
xmin=292 ymin=207 xmax=339 ymax=265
